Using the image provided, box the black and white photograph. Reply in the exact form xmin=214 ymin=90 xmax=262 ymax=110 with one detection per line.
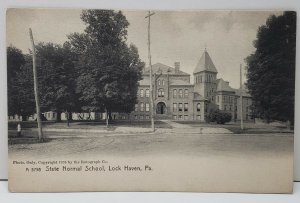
xmin=6 ymin=8 xmax=296 ymax=193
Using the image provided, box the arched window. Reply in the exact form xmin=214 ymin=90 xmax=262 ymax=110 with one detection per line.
xmin=173 ymin=89 xmax=177 ymax=98
xmin=158 ymin=88 xmax=165 ymax=97
xmin=179 ymin=89 xmax=183 ymax=98
xmin=145 ymin=89 xmax=150 ymax=97
xmin=140 ymin=89 xmax=144 ymax=97
xmin=197 ymin=103 xmax=201 ymax=112
xmin=158 ymin=80 xmax=161 ymax=86
xmin=162 ymin=80 xmax=165 ymax=86
xmin=184 ymin=89 xmax=188 ymax=98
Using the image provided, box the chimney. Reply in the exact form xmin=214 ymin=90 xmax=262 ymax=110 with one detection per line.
xmin=174 ymin=62 xmax=180 ymax=73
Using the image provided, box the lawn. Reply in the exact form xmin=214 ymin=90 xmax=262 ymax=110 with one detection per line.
xmin=174 ymin=120 xmax=293 ymax=134
xmin=8 ymin=120 xmax=172 ymax=130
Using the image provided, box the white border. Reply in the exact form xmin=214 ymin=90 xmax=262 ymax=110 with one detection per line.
xmin=0 ymin=0 xmax=299 ymax=182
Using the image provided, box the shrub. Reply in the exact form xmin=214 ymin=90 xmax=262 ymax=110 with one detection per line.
xmin=207 ymin=109 xmax=232 ymax=124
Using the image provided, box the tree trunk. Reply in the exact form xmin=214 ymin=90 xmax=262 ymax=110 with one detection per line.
xmin=69 ymin=112 xmax=73 ymax=121
xmin=105 ymin=108 xmax=109 ymax=128
xmin=108 ymin=110 xmax=112 ymax=121
xmin=21 ymin=114 xmax=27 ymax=121
xmin=66 ymin=111 xmax=70 ymax=127
xmin=56 ymin=111 xmax=62 ymax=122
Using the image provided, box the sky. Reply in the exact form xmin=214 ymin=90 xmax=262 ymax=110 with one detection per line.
xmin=6 ymin=9 xmax=282 ymax=88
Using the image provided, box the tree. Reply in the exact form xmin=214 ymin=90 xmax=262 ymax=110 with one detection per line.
xmin=68 ymin=10 xmax=144 ymax=127
xmin=7 ymin=46 xmax=29 ymax=118
xmin=8 ymin=54 xmax=35 ymax=120
xmin=35 ymin=42 xmax=78 ymax=122
xmin=245 ymin=11 xmax=296 ymax=125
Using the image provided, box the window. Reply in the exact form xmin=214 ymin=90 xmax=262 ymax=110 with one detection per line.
xmin=145 ymin=115 xmax=150 ymax=120
xmin=200 ymin=75 xmax=202 ymax=83
xmin=179 ymin=89 xmax=183 ymax=98
xmin=184 ymin=89 xmax=188 ymax=98
xmin=140 ymin=89 xmax=144 ymax=97
xmin=158 ymin=80 xmax=161 ymax=86
xmin=224 ymin=105 xmax=227 ymax=110
xmin=184 ymin=103 xmax=188 ymax=112
xmin=230 ymin=105 xmax=232 ymax=111
xmin=146 ymin=103 xmax=150 ymax=112
xmin=178 ymin=103 xmax=183 ymax=112
xmin=197 ymin=115 xmax=201 ymax=120
xmin=134 ymin=115 xmax=138 ymax=120
xmin=173 ymin=89 xmax=177 ymax=98
xmin=179 ymin=115 xmax=183 ymax=120
xmin=197 ymin=103 xmax=201 ymax=112
xmin=134 ymin=104 xmax=138 ymax=111
xmin=158 ymin=88 xmax=165 ymax=97
xmin=140 ymin=115 xmax=144 ymax=120
xmin=145 ymin=89 xmax=150 ymax=97
xmin=140 ymin=102 xmax=144 ymax=111
xmin=173 ymin=115 xmax=177 ymax=120
xmin=173 ymin=103 xmax=177 ymax=112
xmin=184 ymin=115 xmax=188 ymax=120
xmin=162 ymin=80 xmax=165 ymax=86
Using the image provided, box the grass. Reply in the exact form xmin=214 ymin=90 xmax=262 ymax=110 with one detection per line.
xmin=174 ymin=120 xmax=293 ymax=134
xmin=8 ymin=120 xmax=172 ymax=130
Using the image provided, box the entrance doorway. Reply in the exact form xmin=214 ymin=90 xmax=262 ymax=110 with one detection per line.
xmin=156 ymin=102 xmax=166 ymax=114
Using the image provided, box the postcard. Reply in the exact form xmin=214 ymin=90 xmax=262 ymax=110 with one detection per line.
xmin=7 ymin=8 xmax=296 ymax=193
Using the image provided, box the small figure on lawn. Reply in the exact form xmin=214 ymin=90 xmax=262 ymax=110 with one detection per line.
xmin=17 ymin=123 xmax=22 ymax=137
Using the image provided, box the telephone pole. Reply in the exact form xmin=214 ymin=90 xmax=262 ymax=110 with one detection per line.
xmin=29 ymin=28 xmax=44 ymax=141
xmin=145 ymin=11 xmax=155 ymax=132
xmin=240 ymin=64 xmax=244 ymax=130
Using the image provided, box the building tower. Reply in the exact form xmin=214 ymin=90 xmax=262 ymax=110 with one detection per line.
xmin=193 ymin=49 xmax=218 ymax=103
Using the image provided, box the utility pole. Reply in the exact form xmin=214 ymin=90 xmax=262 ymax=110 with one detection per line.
xmin=29 ymin=28 xmax=44 ymax=141
xmin=145 ymin=11 xmax=155 ymax=132
xmin=240 ymin=64 xmax=244 ymax=130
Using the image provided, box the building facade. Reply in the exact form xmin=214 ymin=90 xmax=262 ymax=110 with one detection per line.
xmin=131 ymin=49 xmax=253 ymax=122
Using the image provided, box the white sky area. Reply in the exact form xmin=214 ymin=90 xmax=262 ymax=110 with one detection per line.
xmin=6 ymin=9 xmax=282 ymax=88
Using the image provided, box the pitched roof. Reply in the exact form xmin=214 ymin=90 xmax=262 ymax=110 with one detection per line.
xmin=193 ymin=92 xmax=206 ymax=101
xmin=216 ymin=79 xmax=236 ymax=92
xmin=170 ymin=80 xmax=193 ymax=86
xmin=138 ymin=78 xmax=150 ymax=86
xmin=234 ymin=88 xmax=251 ymax=97
xmin=144 ymin=63 xmax=189 ymax=75
xmin=193 ymin=50 xmax=218 ymax=74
